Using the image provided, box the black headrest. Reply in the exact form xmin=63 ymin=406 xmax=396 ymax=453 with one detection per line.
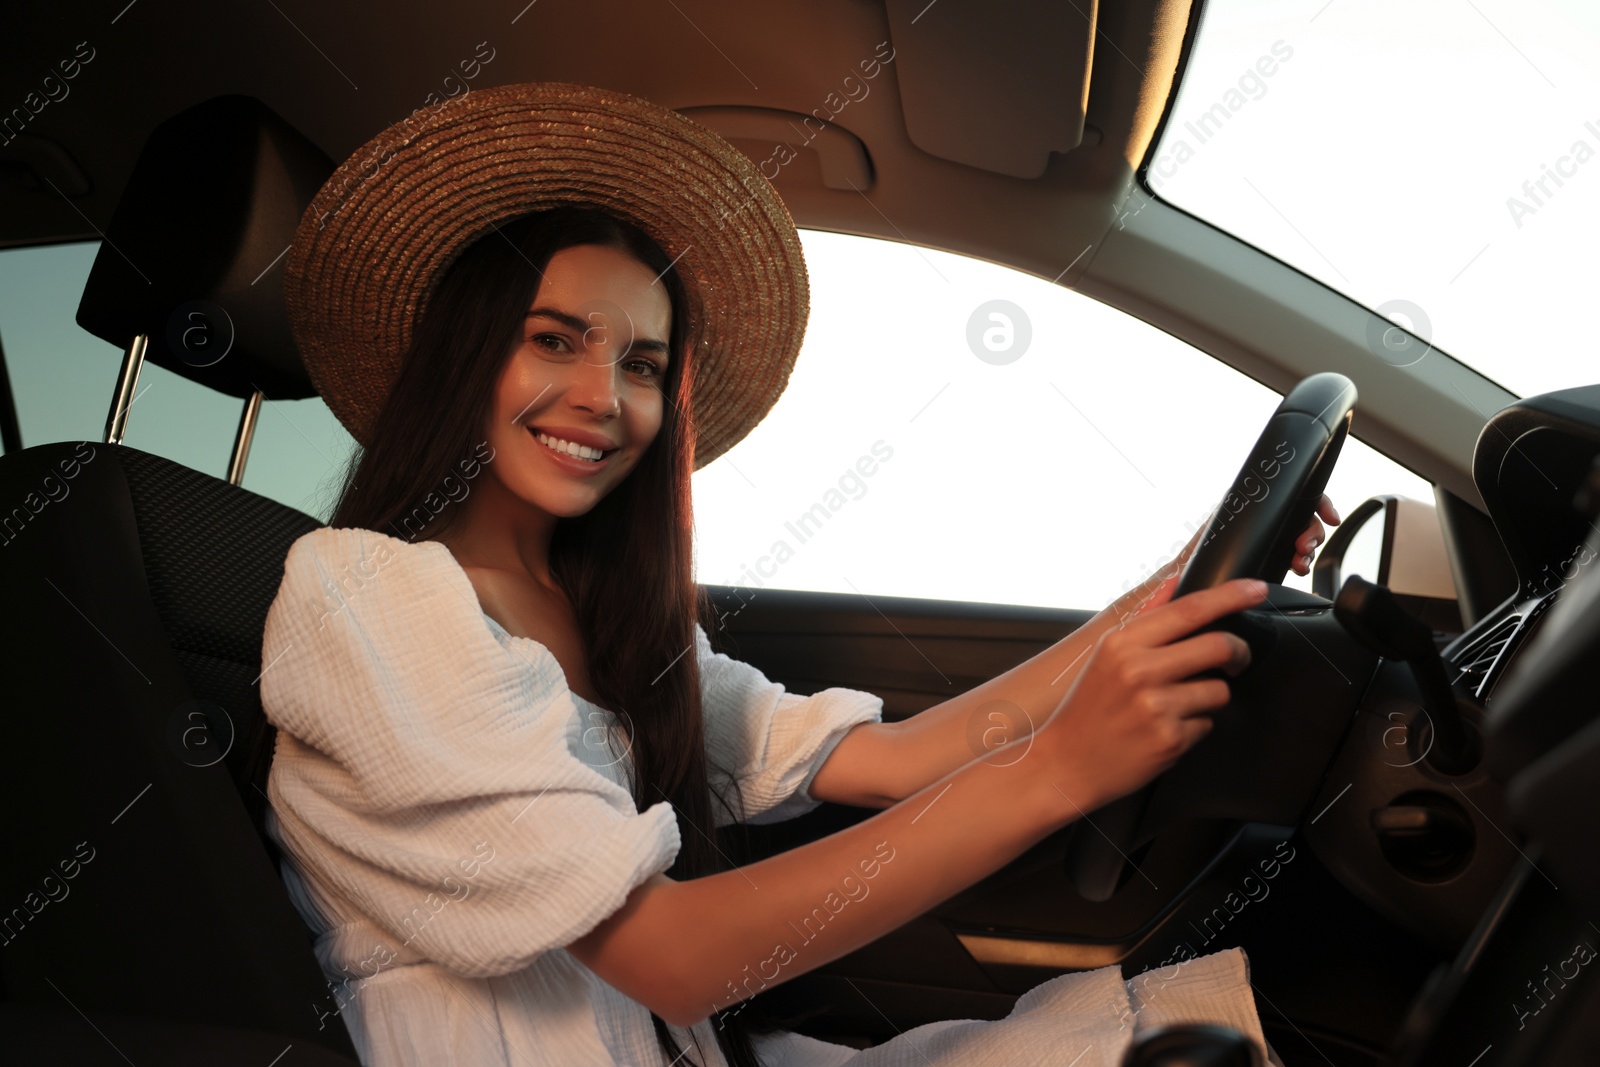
xmin=75 ymin=94 xmax=333 ymax=401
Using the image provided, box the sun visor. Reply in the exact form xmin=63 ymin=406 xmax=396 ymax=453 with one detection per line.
xmin=884 ymin=0 xmax=1095 ymax=179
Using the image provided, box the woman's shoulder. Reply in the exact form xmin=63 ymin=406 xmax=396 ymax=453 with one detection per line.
xmin=262 ymin=528 xmax=634 ymax=816
xmin=263 ymin=528 xmax=571 ymax=764
xmin=268 ymin=525 xmax=489 ymax=648
xmin=278 ymin=525 xmax=463 ymax=600
xmin=281 ymin=524 xmax=434 ymax=575
xmin=289 ymin=528 xmax=558 ymax=643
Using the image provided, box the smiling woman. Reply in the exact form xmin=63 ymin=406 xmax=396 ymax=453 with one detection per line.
xmin=256 ymin=80 xmax=1288 ymax=1067
xmin=273 ymin=183 xmax=801 ymax=1065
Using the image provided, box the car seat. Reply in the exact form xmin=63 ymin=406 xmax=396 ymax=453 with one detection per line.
xmin=0 ymin=94 xmax=359 ymax=1064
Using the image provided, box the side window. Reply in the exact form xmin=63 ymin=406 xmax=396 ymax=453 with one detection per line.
xmin=690 ymin=230 xmax=1434 ymax=608
xmin=0 ymin=240 xmax=356 ymax=522
xmin=2 ymin=234 xmax=1431 ymax=595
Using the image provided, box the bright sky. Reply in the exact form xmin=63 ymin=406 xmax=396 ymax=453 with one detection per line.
xmin=1148 ymin=0 xmax=1600 ymax=400
xmin=689 ymin=230 xmax=1431 ymax=610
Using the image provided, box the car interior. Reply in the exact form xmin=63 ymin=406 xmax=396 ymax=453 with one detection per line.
xmin=2 ymin=1 xmax=1598 ymax=1065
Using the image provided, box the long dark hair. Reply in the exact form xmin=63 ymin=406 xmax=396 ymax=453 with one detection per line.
xmin=327 ymin=206 xmax=778 ymax=1066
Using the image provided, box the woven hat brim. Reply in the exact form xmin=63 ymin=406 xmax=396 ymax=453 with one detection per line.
xmin=282 ymin=81 xmax=809 ymax=470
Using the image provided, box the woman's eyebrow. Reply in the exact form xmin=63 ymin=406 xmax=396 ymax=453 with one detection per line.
xmin=525 ymin=308 xmax=669 ymax=356
xmin=525 ymin=307 xmax=588 ymax=333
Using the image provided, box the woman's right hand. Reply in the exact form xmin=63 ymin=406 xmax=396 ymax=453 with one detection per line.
xmin=1035 ymin=577 xmax=1269 ymax=812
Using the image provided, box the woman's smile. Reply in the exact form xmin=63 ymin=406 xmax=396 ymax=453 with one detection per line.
xmin=528 ymin=425 xmax=619 ymax=476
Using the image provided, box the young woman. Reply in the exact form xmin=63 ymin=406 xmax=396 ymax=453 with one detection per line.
xmin=263 ymin=83 xmax=1334 ymax=1067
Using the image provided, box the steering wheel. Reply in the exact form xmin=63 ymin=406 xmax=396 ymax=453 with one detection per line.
xmin=1065 ymin=372 xmax=1357 ymax=901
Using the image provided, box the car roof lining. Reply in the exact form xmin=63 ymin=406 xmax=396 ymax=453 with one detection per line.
xmin=0 ymin=0 xmax=1185 ymax=262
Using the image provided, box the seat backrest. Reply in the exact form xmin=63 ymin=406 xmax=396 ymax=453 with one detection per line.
xmin=115 ymin=444 xmax=325 ymax=850
xmin=0 ymin=94 xmax=357 ymax=1057
xmin=0 ymin=441 xmax=352 ymax=1055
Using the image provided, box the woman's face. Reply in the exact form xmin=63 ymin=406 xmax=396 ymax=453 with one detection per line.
xmin=485 ymin=242 xmax=673 ymax=519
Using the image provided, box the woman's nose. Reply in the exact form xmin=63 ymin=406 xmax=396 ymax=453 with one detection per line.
xmin=569 ymin=345 xmax=623 ymax=417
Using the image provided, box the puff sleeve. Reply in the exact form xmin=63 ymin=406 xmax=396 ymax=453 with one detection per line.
xmin=260 ymin=527 xmax=680 ymax=980
xmin=696 ymin=622 xmax=885 ymax=827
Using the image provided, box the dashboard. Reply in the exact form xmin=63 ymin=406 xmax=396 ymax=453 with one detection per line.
xmin=1301 ymin=383 xmax=1600 ymax=950
xmin=1390 ymin=385 xmax=1600 ymax=1065
xmin=1445 ymin=383 xmax=1600 ymax=775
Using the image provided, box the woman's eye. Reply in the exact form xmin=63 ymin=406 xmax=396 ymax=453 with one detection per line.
xmin=626 ymin=357 xmax=663 ymax=380
xmin=530 ymin=333 xmax=570 ymax=353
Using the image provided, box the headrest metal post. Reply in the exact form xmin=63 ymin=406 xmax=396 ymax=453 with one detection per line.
xmin=104 ymin=333 xmax=149 ymax=444
xmin=227 ymin=388 xmax=263 ymax=486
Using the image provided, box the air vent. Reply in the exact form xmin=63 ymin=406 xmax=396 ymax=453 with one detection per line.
xmin=1449 ymin=614 xmax=1522 ymax=696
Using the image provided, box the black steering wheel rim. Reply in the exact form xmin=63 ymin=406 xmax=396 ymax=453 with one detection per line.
xmin=1174 ymin=372 xmax=1358 ymax=596
xmin=1065 ymin=372 xmax=1357 ymax=902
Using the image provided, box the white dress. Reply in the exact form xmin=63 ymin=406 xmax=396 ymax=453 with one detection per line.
xmin=261 ymin=526 xmax=1278 ymax=1067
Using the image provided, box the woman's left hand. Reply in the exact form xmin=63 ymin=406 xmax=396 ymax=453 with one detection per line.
xmin=1288 ymin=493 xmax=1340 ymax=576
xmin=1115 ymin=493 xmax=1341 ymax=625
xmin=1063 ymin=493 xmax=1343 ymax=718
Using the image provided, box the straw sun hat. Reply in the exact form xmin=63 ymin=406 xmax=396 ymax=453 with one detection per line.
xmin=282 ymin=81 xmax=809 ymax=470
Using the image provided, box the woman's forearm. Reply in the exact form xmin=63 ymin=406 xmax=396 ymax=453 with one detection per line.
xmin=820 ymin=551 xmax=1185 ymax=807
xmin=568 ymin=739 xmax=1086 ymax=1027
xmin=830 ymin=520 xmax=1214 ymax=807
xmin=804 ymin=630 xmax=1110 ymax=811
xmin=865 ymin=615 xmax=1111 ymax=799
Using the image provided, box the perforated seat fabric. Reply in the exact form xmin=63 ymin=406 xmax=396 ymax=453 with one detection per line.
xmin=116 ymin=445 xmax=324 ymax=849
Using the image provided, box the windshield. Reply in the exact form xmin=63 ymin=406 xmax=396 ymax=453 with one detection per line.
xmin=1148 ymin=0 xmax=1600 ymax=399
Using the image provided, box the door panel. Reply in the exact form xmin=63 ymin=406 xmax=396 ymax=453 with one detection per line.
xmin=704 ymin=583 xmax=1096 ymax=724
